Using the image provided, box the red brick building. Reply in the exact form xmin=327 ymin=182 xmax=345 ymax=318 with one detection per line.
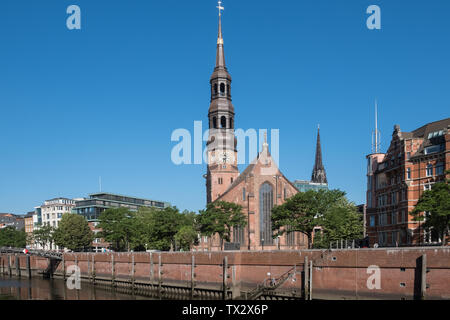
xmin=366 ymin=118 xmax=450 ymax=247
xmin=200 ymin=10 xmax=308 ymax=251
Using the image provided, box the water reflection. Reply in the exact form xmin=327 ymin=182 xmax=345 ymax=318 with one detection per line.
xmin=0 ymin=275 xmax=155 ymax=300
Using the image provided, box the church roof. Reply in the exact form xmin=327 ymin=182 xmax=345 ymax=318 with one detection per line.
xmin=216 ymin=138 xmax=298 ymax=201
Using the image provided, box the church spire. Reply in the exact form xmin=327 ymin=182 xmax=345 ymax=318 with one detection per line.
xmin=216 ymin=1 xmax=226 ymax=68
xmin=311 ymin=125 xmax=328 ymax=184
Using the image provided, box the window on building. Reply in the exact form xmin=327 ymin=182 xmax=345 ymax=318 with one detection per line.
xmin=392 ymin=211 xmax=397 ymax=225
xmin=369 ymin=215 xmax=376 ymax=227
xmin=424 ymin=144 xmax=444 ymax=155
xmin=406 ymin=168 xmax=411 ymax=180
xmin=424 ymin=183 xmax=433 ymax=191
xmin=218 ymin=178 xmax=223 ymax=185
xmin=233 ymin=226 xmax=245 ymax=245
xmin=436 ymin=162 xmax=444 ymax=175
xmin=259 ymin=182 xmax=274 ymax=245
xmin=230 ymin=177 xmax=234 ymax=184
xmin=220 ymin=116 xmax=226 ymax=129
xmin=242 ymin=188 xmax=246 ymax=201
xmin=426 ymin=164 xmax=433 ymax=177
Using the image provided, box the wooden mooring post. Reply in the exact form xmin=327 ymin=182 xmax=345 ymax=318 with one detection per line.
xmin=62 ymin=255 xmax=66 ymax=280
xmin=92 ymin=255 xmax=96 ymax=285
xmin=304 ymin=256 xmax=309 ymax=300
xmin=111 ymin=255 xmax=116 ymax=287
xmin=15 ymin=254 xmax=20 ymax=277
xmin=26 ymin=255 xmax=31 ymax=278
xmin=222 ymin=256 xmax=228 ymax=300
xmin=158 ymin=254 xmax=163 ymax=298
xmin=7 ymin=254 xmax=12 ymax=276
xmin=131 ymin=255 xmax=135 ymax=289
xmin=190 ymin=255 xmax=196 ymax=299
xmin=309 ymin=260 xmax=313 ymax=300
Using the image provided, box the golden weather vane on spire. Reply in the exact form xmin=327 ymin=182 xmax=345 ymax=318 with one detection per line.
xmin=217 ymin=0 xmax=224 ymax=16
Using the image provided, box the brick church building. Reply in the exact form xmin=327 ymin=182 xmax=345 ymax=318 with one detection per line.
xmin=197 ymin=8 xmax=327 ymax=251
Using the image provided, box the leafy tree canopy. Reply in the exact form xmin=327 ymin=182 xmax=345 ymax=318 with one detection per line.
xmin=0 ymin=227 xmax=27 ymax=248
xmin=53 ymin=213 xmax=94 ymax=251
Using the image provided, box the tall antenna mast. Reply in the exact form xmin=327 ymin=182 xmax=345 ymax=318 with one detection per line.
xmin=372 ymin=100 xmax=381 ymax=153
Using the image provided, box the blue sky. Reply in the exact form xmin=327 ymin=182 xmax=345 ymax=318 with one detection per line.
xmin=0 ymin=0 xmax=449 ymax=214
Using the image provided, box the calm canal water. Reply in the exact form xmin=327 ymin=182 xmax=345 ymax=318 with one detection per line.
xmin=0 ymin=275 xmax=156 ymax=300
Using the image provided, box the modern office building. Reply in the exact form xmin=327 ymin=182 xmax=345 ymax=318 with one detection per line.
xmin=293 ymin=180 xmax=328 ymax=192
xmin=74 ymin=192 xmax=170 ymax=221
xmin=366 ymin=118 xmax=450 ymax=247
xmin=74 ymin=192 xmax=171 ymax=252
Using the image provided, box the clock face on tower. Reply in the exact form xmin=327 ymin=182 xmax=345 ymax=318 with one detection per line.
xmin=219 ymin=150 xmax=234 ymax=164
xmin=209 ymin=150 xmax=235 ymax=165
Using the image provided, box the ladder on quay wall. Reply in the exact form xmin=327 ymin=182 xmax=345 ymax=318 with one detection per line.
xmin=237 ymin=265 xmax=299 ymax=300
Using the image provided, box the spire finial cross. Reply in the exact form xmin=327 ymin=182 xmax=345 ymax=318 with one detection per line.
xmin=217 ymin=0 xmax=224 ymax=16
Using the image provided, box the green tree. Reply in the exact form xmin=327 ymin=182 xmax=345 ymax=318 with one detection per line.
xmin=271 ymin=189 xmax=347 ymax=248
xmin=144 ymin=206 xmax=186 ymax=251
xmin=0 ymin=227 xmax=27 ymax=248
xmin=197 ymin=201 xmax=247 ymax=250
xmin=32 ymin=224 xmax=55 ymax=250
xmin=97 ymin=207 xmax=135 ymax=252
xmin=175 ymin=225 xmax=199 ymax=251
xmin=313 ymin=200 xmax=364 ymax=248
xmin=411 ymin=177 xmax=450 ymax=245
xmin=53 ymin=214 xmax=94 ymax=251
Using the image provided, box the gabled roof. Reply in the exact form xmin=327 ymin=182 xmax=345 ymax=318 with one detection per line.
xmin=216 ymin=142 xmax=298 ymax=201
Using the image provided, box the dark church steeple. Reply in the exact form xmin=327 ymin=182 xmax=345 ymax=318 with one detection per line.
xmin=311 ymin=125 xmax=328 ymax=184
xmin=206 ymin=1 xmax=239 ymax=204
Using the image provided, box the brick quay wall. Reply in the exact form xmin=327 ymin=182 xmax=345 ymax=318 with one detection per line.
xmin=1 ymin=247 xmax=449 ymax=300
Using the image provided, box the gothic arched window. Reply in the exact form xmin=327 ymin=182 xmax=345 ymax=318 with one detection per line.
xmin=213 ymin=117 xmax=217 ymax=129
xmin=259 ymin=182 xmax=274 ymax=245
xmin=214 ymin=83 xmax=218 ymax=95
xmin=220 ymin=83 xmax=225 ymax=95
xmin=230 ymin=118 xmax=233 ymax=129
xmin=227 ymin=84 xmax=230 ymax=96
xmin=221 ymin=116 xmax=227 ymax=129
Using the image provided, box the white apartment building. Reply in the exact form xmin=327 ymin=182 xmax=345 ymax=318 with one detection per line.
xmin=34 ymin=198 xmax=75 ymax=250
xmin=40 ymin=198 xmax=76 ymax=228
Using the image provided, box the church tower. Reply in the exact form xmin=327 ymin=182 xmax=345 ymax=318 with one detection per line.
xmin=206 ymin=2 xmax=239 ymax=204
xmin=311 ymin=125 xmax=328 ymax=184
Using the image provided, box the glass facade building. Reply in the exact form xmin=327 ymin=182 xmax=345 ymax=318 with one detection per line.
xmin=73 ymin=193 xmax=170 ymax=222
xmin=293 ymin=180 xmax=328 ymax=193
